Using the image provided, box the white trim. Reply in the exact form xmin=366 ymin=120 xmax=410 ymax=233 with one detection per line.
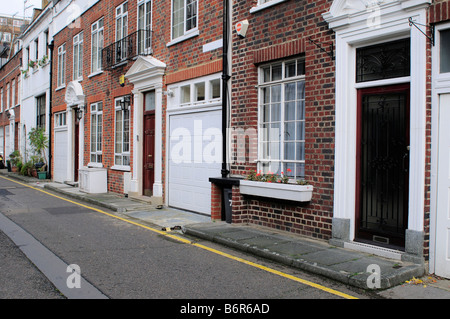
xmin=429 ymin=21 xmax=450 ymax=275
xmin=125 ymin=56 xmax=166 ymax=199
xmin=249 ymin=0 xmax=288 ymax=13
xmin=166 ymin=29 xmax=199 ymax=47
xmin=324 ymin=0 xmax=429 ymax=242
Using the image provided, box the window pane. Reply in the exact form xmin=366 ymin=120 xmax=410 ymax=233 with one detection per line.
xmin=296 ymin=142 xmax=305 ymax=161
xmin=98 ymin=114 xmax=102 ymax=151
xmin=262 ymin=87 xmax=270 ymax=104
xmin=285 ymin=101 xmax=295 ymax=121
xmin=296 ymin=101 xmax=305 ymax=120
xmin=297 ymin=81 xmax=305 ymax=100
xmin=272 ymin=64 xmax=282 ymax=81
xmin=186 ymin=0 xmax=197 ymax=31
xmin=270 ymin=103 xmax=281 ymax=121
xmin=285 ymin=122 xmax=295 ymax=141
xmin=284 ymin=142 xmax=295 ymax=160
xmin=261 ymin=124 xmax=269 ymax=141
xmin=285 ymin=82 xmax=296 ymax=101
xmin=356 ymin=38 xmax=410 ymax=82
xmin=440 ymin=29 xmax=450 ymax=73
xmin=91 ymin=115 xmax=97 ymax=152
xmin=210 ymin=79 xmax=220 ymax=99
xmin=296 ymin=121 xmax=305 ymax=140
xmin=262 ymin=104 xmax=270 ymax=122
xmin=172 ymin=0 xmax=184 ymax=38
xmin=115 ymin=110 xmax=122 ymax=153
xmin=271 ymin=85 xmax=281 ymax=102
xmin=269 ymin=141 xmax=280 ymax=160
xmin=297 ymin=60 xmax=305 ymax=76
xmin=145 ymin=91 xmax=155 ymax=111
xmin=285 ymin=61 xmax=296 ymax=78
xmin=181 ymin=85 xmax=190 ymax=103
xmin=263 ymin=67 xmax=270 ymax=83
xmin=195 ymin=82 xmax=205 ymax=101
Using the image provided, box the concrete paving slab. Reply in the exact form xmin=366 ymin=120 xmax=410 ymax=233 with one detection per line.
xmin=298 ymin=248 xmax=366 ymax=266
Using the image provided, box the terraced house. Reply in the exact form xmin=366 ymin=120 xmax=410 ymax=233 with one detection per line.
xmin=1 ymin=0 xmax=449 ymax=280
xmin=50 ymin=0 xmax=224 ymax=211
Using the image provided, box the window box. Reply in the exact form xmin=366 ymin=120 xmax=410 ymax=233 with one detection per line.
xmin=239 ymin=179 xmax=313 ymax=202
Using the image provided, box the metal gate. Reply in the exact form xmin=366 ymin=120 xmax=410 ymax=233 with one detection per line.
xmin=356 ymin=85 xmax=410 ymax=248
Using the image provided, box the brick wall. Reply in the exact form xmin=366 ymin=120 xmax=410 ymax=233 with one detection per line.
xmin=52 ymin=0 xmax=224 ymax=196
xmin=0 ymin=50 xmax=22 ymax=157
xmin=229 ymin=0 xmax=335 ymax=241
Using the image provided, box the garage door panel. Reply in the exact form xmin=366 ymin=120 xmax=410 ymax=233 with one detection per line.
xmin=168 ymin=110 xmax=221 ymax=215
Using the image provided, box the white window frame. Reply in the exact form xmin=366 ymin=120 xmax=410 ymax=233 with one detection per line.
xmin=34 ymin=37 xmax=39 ymax=60
xmin=137 ymin=0 xmax=152 ymax=54
xmin=73 ymin=32 xmax=83 ymax=80
xmin=90 ymin=102 xmax=103 ymax=165
xmin=57 ymin=43 xmax=66 ymax=88
xmin=54 ymin=111 xmax=67 ymax=128
xmin=6 ymin=83 xmax=10 ymax=109
xmin=113 ymin=97 xmax=130 ymax=170
xmin=11 ymin=79 xmax=15 ymax=107
xmin=36 ymin=94 xmax=46 ymax=129
xmin=0 ymin=127 xmax=3 ymax=158
xmin=257 ymin=58 xmax=306 ymax=181
xmin=91 ymin=18 xmax=104 ymax=75
xmin=0 ymin=87 xmax=3 ymax=113
xmin=17 ymin=77 xmax=20 ymax=107
xmin=169 ymin=0 xmax=198 ymax=44
xmin=168 ymin=73 xmax=222 ymax=109
xmin=115 ymin=2 xmax=129 ymax=62
xmin=250 ymin=0 xmax=288 ymax=13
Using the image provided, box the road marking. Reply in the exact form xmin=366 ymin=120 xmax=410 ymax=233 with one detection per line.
xmin=0 ymin=176 xmax=359 ymax=299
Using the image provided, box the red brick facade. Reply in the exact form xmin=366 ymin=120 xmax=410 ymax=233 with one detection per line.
xmin=0 ymin=49 xmax=22 ymax=158
xmin=226 ymin=0 xmax=335 ymax=240
xmin=51 ymin=0 xmax=223 ymax=196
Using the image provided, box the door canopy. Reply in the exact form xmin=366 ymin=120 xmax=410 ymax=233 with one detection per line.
xmin=65 ymin=81 xmax=85 ymax=108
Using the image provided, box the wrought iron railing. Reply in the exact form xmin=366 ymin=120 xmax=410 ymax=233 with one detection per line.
xmin=102 ymin=29 xmax=153 ymax=70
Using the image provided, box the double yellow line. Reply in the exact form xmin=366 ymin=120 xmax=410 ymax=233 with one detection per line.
xmin=0 ymin=175 xmax=358 ymax=299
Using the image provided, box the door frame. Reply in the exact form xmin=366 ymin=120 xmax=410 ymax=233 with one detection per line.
xmin=142 ymin=90 xmax=155 ymax=196
xmin=355 ymin=84 xmax=410 ymax=248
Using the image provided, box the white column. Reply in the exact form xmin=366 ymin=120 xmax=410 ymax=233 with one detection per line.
xmin=129 ymin=90 xmax=140 ymax=194
xmin=152 ymin=85 xmax=163 ymax=197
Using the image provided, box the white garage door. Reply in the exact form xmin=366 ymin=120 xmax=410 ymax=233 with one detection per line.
xmin=168 ymin=110 xmax=222 ymax=215
xmin=436 ymin=93 xmax=450 ymax=279
xmin=53 ymin=129 xmax=68 ymax=183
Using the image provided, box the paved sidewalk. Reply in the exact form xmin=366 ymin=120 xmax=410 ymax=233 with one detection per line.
xmin=1 ymin=170 xmax=450 ymax=298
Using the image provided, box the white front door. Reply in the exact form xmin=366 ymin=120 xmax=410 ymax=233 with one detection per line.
xmin=54 ymin=129 xmax=68 ymax=183
xmin=436 ymin=93 xmax=450 ymax=278
xmin=168 ymin=110 xmax=222 ymax=215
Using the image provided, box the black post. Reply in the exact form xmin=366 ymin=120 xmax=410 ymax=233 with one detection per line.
xmin=221 ymin=0 xmax=230 ymax=178
xmin=47 ymin=40 xmax=54 ymax=179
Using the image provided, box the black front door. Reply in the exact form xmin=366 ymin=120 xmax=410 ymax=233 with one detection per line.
xmin=356 ymin=84 xmax=410 ymax=248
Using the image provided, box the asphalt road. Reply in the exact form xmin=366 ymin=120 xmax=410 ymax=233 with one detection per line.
xmin=0 ymin=176 xmax=371 ymax=305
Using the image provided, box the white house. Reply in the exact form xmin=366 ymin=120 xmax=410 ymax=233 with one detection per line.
xmin=20 ymin=3 xmax=53 ymax=168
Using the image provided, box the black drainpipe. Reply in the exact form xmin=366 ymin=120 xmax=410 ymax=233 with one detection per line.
xmin=47 ymin=40 xmax=54 ymax=179
xmin=221 ymin=0 xmax=230 ymax=178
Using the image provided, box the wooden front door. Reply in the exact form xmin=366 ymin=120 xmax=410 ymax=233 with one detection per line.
xmin=356 ymin=84 xmax=410 ymax=248
xmin=143 ymin=91 xmax=155 ymax=196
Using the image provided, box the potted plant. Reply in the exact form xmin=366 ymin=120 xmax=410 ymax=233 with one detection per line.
xmin=28 ymin=127 xmax=49 ymax=179
xmin=28 ymin=60 xmax=38 ymax=69
xmin=240 ymin=169 xmax=313 ymax=202
xmin=9 ymin=150 xmax=21 ymax=173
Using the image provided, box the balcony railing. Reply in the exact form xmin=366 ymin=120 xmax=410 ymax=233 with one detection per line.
xmin=102 ymin=29 xmax=153 ymax=70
